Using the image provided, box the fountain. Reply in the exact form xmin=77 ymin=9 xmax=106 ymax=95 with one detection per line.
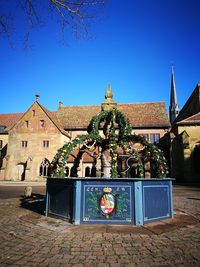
xmin=46 ymin=85 xmax=173 ymax=225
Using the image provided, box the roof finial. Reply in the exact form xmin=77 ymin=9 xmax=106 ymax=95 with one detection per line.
xmin=105 ymin=84 xmax=113 ymax=99
xmin=35 ymin=93 xmax=40 ymax=101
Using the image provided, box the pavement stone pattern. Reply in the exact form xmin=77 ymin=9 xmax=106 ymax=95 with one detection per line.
xmin=0 ymin=191 xmax=200 ymax=266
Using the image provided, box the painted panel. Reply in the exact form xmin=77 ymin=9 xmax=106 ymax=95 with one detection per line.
xmin=81 ymin=181 xmax=134 ymax=224
xmin=46 ymin=178 xmax=174 ymax=225
xmin=47 ymin=180 xmax=74 ymax=220
xmin=142 ymin=181 xmax=172 ymax=223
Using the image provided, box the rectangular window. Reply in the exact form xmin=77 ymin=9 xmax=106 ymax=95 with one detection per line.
xmin=155 ymin=134 xmax=160 ymax=144
xmin=22 ymin=141 xmax=28 ymax=148
xmin=25 ymin=120 xmax=29 ymax=128
xmin=40 ymin=120 xmax=45 ymax=128
xmin=43 ymin=140 xmax=49 ymax=148
xmin=0 ymin=140 xmax=2 ymax=149
xmin=32 ymin=110 xmax=35 ymax=116
xmin=150 ymin=134 xmax=160 ymax=144
xmin=0 ymin=126 xmax=5 ymax=132
xmin=150 ymin=134 xmax=155 ymax=144
xmin=140 ymin=134 xmax=149 ymax=142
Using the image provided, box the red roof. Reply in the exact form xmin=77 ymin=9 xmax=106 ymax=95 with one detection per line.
xmin=0 ymin=113 xmax=24 ymax=131
xmin=39 ymin=104 xmax=70 ymax=137
xmin=177 ymin=112 xmax=200 ymax=125
xmin=56 ymin=102 xmax=170 ymax=129
xmin=0 ymin=102 xmax=170 ymax=133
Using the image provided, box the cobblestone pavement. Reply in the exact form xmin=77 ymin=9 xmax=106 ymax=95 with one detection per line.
xmin=0 ymin=187 xmax=200 ymax=267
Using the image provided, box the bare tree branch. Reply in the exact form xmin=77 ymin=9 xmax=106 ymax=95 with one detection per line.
xmin=0 ymin=0 xmax=106 ymax=48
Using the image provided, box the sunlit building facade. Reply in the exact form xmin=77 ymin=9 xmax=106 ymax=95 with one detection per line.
xmin=0 ymin=90 xmax=170 ymax=181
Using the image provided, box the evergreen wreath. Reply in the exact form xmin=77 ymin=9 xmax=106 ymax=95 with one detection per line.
xmin=51 ymin=107 xmax=168 ymax=178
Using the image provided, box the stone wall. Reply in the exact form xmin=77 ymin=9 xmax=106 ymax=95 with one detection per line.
xmin=1 ymin=102 xmax=70 ymax=181
xmin=171 ymin=125 xmax=200 ymax=182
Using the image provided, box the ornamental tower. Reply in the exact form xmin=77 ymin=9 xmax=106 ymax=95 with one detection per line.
xmin=169 ymin=65 xmax=179 ymax=124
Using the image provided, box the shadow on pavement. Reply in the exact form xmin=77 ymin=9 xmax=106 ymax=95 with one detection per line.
xmin=20 ymin=193 xmax=46 ymax=215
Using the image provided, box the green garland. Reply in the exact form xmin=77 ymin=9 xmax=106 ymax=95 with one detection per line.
xmin=119 ymin=140 xmax=144 ymax=177
xmin=51 ymin=107 xmax=168 ymax=178
xmin=51 ymin=133 xmax=102 ymax=177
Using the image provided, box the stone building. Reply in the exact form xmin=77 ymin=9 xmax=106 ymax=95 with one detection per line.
xmin=0 ymin=99 xmax=70 ymax=181
xmin=0 ymin=87 xmax=170 ymax=181
xmin=169 ymin=82 xmax=200 ymax=182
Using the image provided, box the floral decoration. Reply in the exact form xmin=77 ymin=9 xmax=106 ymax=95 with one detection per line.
xmin=51 ymin=107 xmax=168 ymax=178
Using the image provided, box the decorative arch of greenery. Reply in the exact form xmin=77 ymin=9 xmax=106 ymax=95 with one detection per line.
xmin=51 ymin=108 xmax=168 ymax=178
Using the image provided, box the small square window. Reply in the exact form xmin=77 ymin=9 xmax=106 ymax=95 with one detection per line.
xmin=43 ymin=140 xmax=49 ymax=148
xmin=22 ymin=141 xmax=28 ymax=148
xmin=40 ymin=120 xmax=45 ymax=128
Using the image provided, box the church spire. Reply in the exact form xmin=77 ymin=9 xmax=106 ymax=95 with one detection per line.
xmin=169 ymin=65 xmax=179 ymax=124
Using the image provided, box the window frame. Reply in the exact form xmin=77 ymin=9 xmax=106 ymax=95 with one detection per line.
xmin=150 ymin=133 xmax=160 ymax=144
xmin=25 ymin=120 xmax=29 ymax=128
xmin=40 ymin=120 xmax=45 ymax=128
xmin=22 ymin=141 xmax=28 ymax=148
xmin=43 ymin=140 xmax=49 ymax=148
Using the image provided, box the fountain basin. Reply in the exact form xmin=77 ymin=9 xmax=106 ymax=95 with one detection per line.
xmin=45 ymin=177 xmax=173 ymax=225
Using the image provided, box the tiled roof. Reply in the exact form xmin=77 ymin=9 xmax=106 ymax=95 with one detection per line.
xmin=172 ymin=83 xmax=200 ymax=125
xmin=56 ymin=105 xmax=101 ymax=130
xmin=0 ymin=113 xmax=24 ymax=132
xmin=118 ymin=103 xmax=169 ymax=128
xmin=177 ymin=112 xmax=200 ymax=125
xmin=0 ymin=102 xmax=170 ymax=133
xmin=56 ymin=102 xmax=170 ymax=129
xmin=39 ymin=104 xmax=70 ymax=138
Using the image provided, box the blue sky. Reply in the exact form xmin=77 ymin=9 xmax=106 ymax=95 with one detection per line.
xmin=1 ymin=0 xmax=200 ymax=114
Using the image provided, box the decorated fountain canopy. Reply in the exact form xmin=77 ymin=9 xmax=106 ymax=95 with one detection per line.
xmin=51 ymin=85 xmax=168 ymax=178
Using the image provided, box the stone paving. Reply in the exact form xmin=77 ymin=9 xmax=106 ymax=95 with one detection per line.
xmin=0 ymin=188 xmax=200 ymax=266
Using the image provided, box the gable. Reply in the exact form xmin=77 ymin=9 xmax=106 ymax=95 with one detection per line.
xmin=8 ymin=101 xmax=69 ymax=136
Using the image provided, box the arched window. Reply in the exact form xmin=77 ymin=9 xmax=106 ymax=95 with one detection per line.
xmin=39 ymin=158 xmax=50 ymax=177
xmin=85 ymin=166 xmax=90 ymax=177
